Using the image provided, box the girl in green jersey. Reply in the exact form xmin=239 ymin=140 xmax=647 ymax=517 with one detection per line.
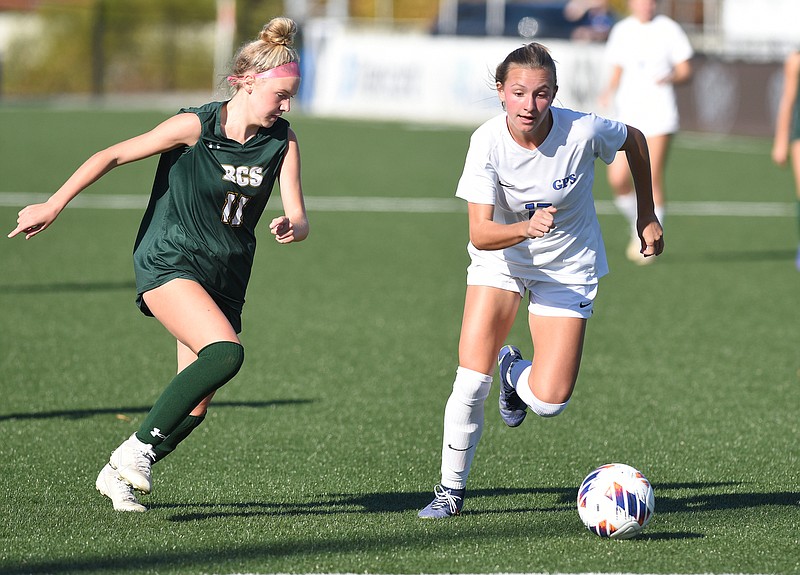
xmin=8 ymin=17 xmax=308 ymax=511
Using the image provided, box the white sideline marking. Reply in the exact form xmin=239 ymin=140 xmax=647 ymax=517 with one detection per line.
xmin=0 ymin=192 xmax=794 ymax=218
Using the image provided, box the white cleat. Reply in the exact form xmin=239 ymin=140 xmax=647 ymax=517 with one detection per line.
xmin=109 ymin=433 xmax=155 ymax=494
xmin=96 ymin=464 xmax=147 ymax=512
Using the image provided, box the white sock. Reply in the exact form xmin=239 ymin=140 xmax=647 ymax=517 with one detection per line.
xmin=655 ymin=204 xmax=665 ymax=228
xmin=512 ymin=365 xmax=570 ymax=418
xmin=614 ymin=192 xmax=638 ymax=234
xmin=439 ymin=366 xmax=492 ymax=490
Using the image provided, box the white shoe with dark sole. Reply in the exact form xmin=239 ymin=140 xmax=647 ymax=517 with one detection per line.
xmin=96 ymin=464 xmax=147 ymax=512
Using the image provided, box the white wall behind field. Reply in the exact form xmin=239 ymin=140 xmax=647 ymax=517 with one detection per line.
xmin=303 ymin=20 xmax=608 ymax=127
xmin=301 ymin=20 xmax=784 ymax=137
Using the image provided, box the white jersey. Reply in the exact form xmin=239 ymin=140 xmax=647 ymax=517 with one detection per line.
xmin=456 ymin=109 xmax=627 ymax=284
xmin=604 ymin=15 xmax=693 ymax=136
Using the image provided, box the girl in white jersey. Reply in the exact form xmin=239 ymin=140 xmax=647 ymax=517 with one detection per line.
xmin=418 ymin=42 xmax=663 ymax=518
xmin=600 ymin=0 xmax=692 ymax=263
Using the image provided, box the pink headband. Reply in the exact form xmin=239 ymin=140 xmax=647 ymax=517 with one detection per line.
xmin=227 ymin=62 xmax=300 ymax=86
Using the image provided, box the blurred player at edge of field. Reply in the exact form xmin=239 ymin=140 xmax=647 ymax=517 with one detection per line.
xmin=771 ymin=49 xmax=800 ymax=271
xmin=599 ymin=0 xmax=692 ymax=264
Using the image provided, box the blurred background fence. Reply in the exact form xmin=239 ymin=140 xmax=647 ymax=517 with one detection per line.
xmin=0 ymin=0 xmax=796 ymax=136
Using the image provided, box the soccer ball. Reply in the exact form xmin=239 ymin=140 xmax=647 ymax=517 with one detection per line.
xmin=577 ymin=463 xmax=655 ymax=539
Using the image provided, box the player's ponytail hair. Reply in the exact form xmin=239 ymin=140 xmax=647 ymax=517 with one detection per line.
xmin=228 ymin=17 xmax=299 ymax=88
xmin=495 ymin=42 xmax=558 ymax=87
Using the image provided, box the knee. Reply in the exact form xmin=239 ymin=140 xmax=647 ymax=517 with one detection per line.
xmin=607 ymin=166 xmax=630 ymax=191
xmin=199 ymin=341 xmax=245 ymax=380
xmin=452 ymin=366 xmax=492 ymax=406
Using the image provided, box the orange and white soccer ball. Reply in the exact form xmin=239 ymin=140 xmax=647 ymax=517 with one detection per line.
xmin=577 ymin=463 xmax=655 ymax=539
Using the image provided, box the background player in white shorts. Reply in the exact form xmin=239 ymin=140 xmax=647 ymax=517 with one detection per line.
xmin=418 ymin=42 xmax=663 ymax=518
xmin=600 ymin=0 xmax=692 ymax=263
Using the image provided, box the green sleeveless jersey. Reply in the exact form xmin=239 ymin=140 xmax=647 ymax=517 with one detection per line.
xmin=133 ymin=101 xmax=290 ymax=325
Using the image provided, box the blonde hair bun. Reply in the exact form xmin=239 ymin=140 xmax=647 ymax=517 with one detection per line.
xmin=228 ymin=16 xmax=299 ymax=83
xmin=260 ymin=17 xmax=297 ymax=48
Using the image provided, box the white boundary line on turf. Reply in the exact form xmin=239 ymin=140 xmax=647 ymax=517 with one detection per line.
xmin=674 ymin=133 xmax=771 ymax=155
xmin=0 ymin=192 xmax=794 ymax=217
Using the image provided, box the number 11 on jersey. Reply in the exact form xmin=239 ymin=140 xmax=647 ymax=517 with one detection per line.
xmin=221 ymin=192 xmax=252 ymax=227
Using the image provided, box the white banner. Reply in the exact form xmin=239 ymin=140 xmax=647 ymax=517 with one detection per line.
xmin=305 ymin=22 xmax=608 ymax=126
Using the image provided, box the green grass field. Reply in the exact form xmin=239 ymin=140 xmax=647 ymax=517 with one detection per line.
xmin=0 ymin=107 xmax=798 ymax=575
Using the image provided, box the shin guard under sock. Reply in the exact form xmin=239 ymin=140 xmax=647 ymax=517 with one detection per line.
xmin=136 ymin=341 xmax=244 ymax=446
xmin=440 ymin=367 xmax=492 ymax=490
xmin=152 ymin=414 xmax=206 ymax=462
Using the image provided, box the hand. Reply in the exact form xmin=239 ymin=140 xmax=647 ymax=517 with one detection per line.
xmin=772 ymin=144 xmax=788 ymax=167
xmin=8 ymin=202 xmax=61 ymax=240
xmin=637 ymin=219 xmax=664 ymax=258
xmin=526 ymin=206 xmax=557 ymax=238
xmin=655 ymin=73 xmax=673 ymax=86
xmin=269 ymin=215 xmax=295 ymax=244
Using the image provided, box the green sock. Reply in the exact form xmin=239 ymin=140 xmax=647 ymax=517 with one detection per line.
xmin=153 ymin=414 xmax=206 ymax=462
xmin=135 ymin=341 xmax=244 ymax=446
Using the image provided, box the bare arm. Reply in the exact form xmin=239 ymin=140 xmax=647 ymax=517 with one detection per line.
xmin=620 ymin=125 xmax=664 ymax=257
xmin=270 ymin=128 xmax=309 ymax=244
xmin=466 ymin=202 xmax=557 ymax=251
xmin=599 ymin=64 xmax=623 ymax=109
xmin=659 ymin=58 xmax=693 ymax=86
xmin=8 ymin=112 xmax=202 ymax=239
